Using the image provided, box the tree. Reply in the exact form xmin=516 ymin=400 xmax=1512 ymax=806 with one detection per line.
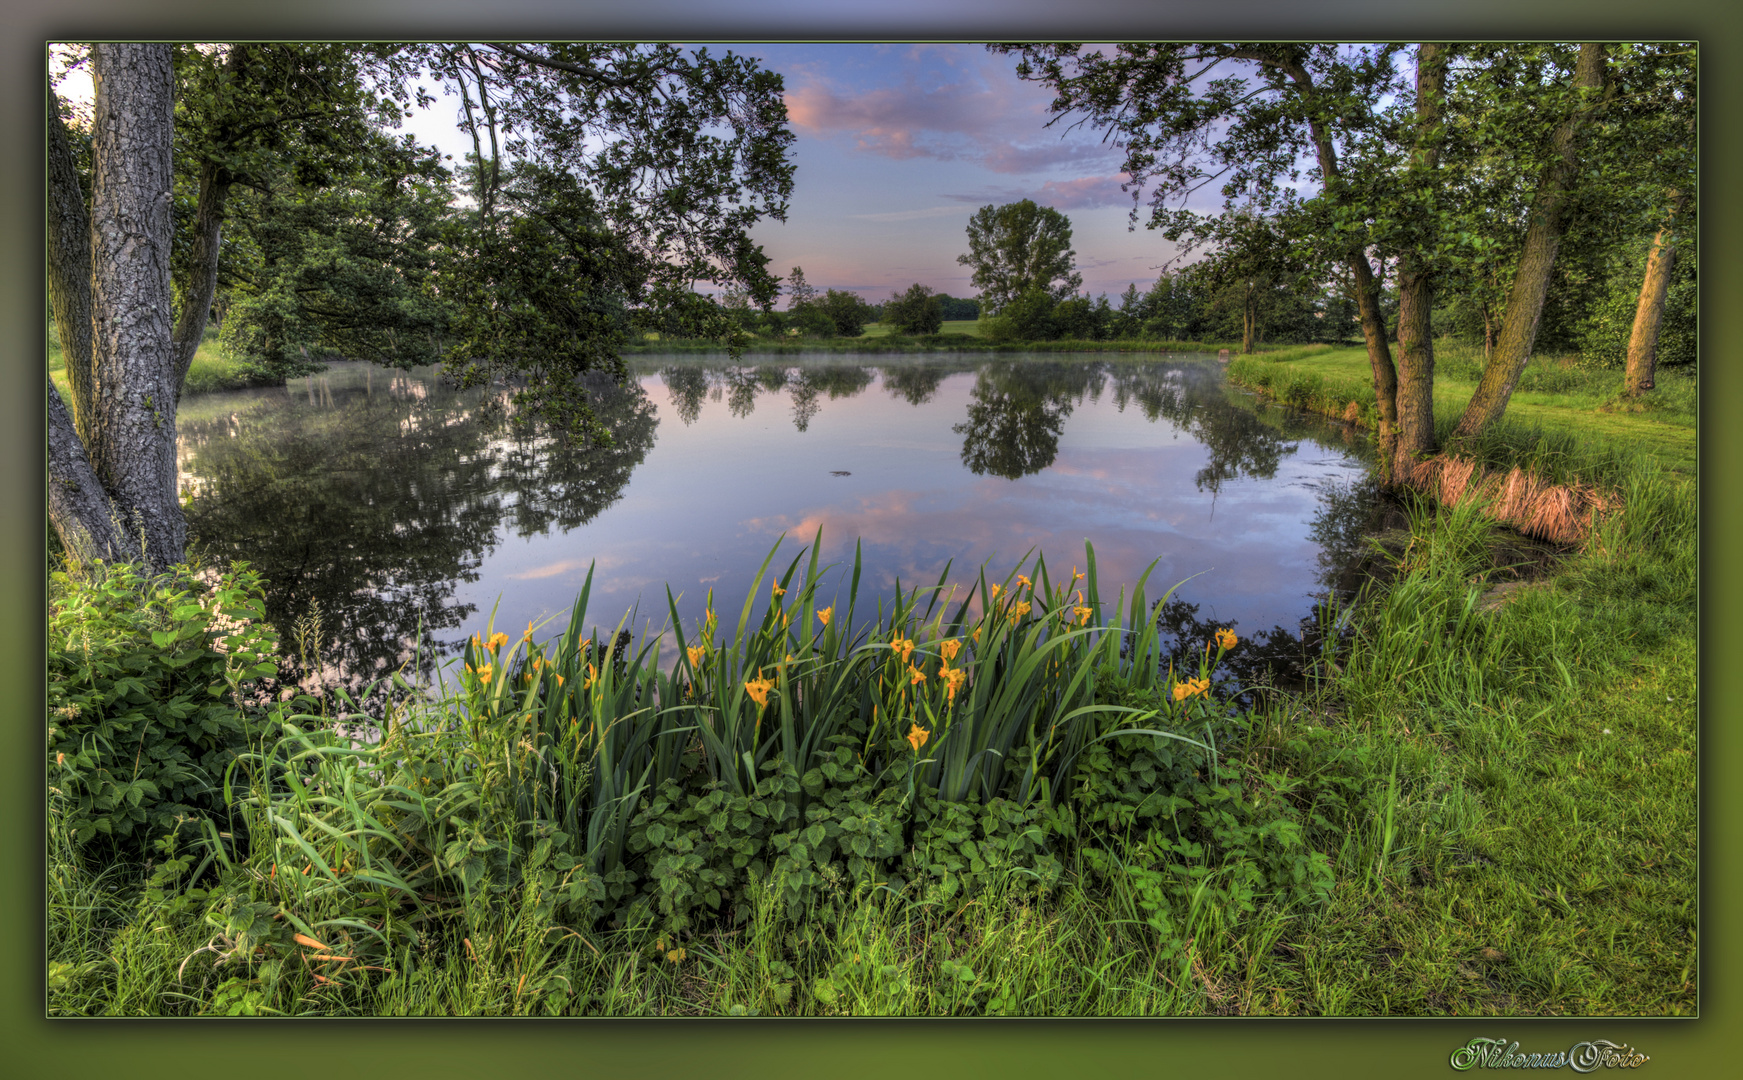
xmin=48 ymin=42 xmax=796 ymax=569
xmin=956 ymin=199 xmax=1083 ymax=314
xmin=1450 ymin=44 xmax=1613 ymax=439
xmin=1002 ymin=42 xmax=1647 ymax=481
xmin=47 ymin=44 xmax=179 ymax=570
xmin=883 ymin=282 xmax=944 ymax=335
xmin=818 ymin=289 xmax=874 ymax=337
xmin=217 ymin=130 xmax=457 ymax=378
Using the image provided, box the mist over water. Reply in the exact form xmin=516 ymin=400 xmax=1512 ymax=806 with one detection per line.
xmin=178 ymin=353 xmax=1383 ymax=699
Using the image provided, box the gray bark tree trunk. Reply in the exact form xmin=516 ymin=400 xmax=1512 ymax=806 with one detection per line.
xmin=1454 ymin=43 xmax=1609 ymax=440
xmin=1623 ymin=191 xmax=1686 ymax=397
xmin=52 ymin=43 xmax=185 ymax=571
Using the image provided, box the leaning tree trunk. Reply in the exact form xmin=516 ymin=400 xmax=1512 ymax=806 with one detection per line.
xmin=1624 ymin=191 xmax=1686 ymax=397
xmin=1273 ymin=54 xmax=1400 ymax=475
xmin=1454 ymin=43 xmax=1609 ymax=440
xmin=77 ymin=43 xmax=185 ymax=571
xmin=170 ymin=162 xmax=231 ymax=403
xmin=1391 ymin=43 xmax=1447 ymax=481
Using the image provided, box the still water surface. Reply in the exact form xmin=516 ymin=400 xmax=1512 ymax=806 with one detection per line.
xmin=177 ymin=354 xmax=1380 ymax=696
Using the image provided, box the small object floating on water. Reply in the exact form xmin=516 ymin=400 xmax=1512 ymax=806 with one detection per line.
xmin=830 ymin=470 xmax=852 ymax=476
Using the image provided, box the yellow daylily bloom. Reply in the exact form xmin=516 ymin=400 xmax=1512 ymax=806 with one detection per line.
xmin=1171 ymin=677 xmax=1211 ymax=702
xmin=745 ymin=675 xmax=775 ymax=708
xmin=1009 ymin=601 xmax=1032 ymax=620
xmin=476 ymin=663 xmax=494 ymax=683
xmin=989 ymin=583 xmax=1002 ymax=601
xmin=908 ymin=664 xmax=926 ymax=686
xmin=906 ymin=724 xmax=930 ymax=752
xmin=816 ymin=607 xmax=833 ymax=627
xmin=487 ymin=632 xmax=510 ymax=653
xmin=942 ymin=665 xmax=967 ymax=703
xmin=939 ymin=638 xmax=962 ymax=664
xmin=687 ymin=645 xmax=707 ymax=667
xmin=1016 ymin=575 xmax=1031 ymax=591
xmin=1214 ymin=628 xmax=1238 ymax=651
xmin=1074 ymin=606 xmax=1093 ymax=626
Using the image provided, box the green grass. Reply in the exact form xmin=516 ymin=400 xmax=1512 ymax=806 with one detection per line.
xmin=50 ymin=324 xmax=291 ymax=401
xmin=47 ymin=334 xmax=1697 ymax=1017
xmin=1226 ymin=339 xmax=1696 ymax=476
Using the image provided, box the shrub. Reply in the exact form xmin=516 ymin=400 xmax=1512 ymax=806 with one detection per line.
xmin=48 ymin=561 xmax=282 ymax=861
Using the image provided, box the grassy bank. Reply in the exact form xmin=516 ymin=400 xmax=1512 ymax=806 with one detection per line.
xmin=1225 ymin=340 xmax=1696 ymax=477
xmin=50 ymin=325 xmax=289 ymax=400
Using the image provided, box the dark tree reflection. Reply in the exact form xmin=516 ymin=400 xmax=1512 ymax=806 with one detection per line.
xmin=953 ymin=361 xmax=1107 ymax=479
xmin=1106 ymin=364 xmax=1297 ymax=494
xmin=882 ymin=362 xmax=950 ymax=406
xmin=180 ymin=366 xmax=655 ymax=700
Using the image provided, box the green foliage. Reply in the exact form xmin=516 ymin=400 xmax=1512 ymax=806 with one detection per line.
xmin=958 ymin=199 xmax=1083 ymax=313
xmin=47 ymin=561 xmax=282 ymax=859
xmin=882 ymin=283 xmax=945 ymax=335
xmin=817 ymin=289 xmax=874 ymax=337
xmin=217 ymin=135 xmax=455 ymax=381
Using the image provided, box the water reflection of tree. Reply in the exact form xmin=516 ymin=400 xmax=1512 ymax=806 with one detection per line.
xmin=953 ymin=361 xmax=1107 ymax=479
xmin=1106 ymin=364 xmax=1297 ymax=495
xmin=490 ymin=374 xmax=659 ymax=536
xmin=660 ymin=365 xmax=710 ymax=425
xmin=657 ymin=362 xmax=875 ymax=432
xmin=180 ymin=369 xmax=656 ymax=699
xmin=882 ymin=363 xmax=950 ymax=406
xmin=1149 ymin=594 xmax=1310 ymax=697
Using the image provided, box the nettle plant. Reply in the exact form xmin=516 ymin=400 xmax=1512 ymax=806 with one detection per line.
xmin=48 ymin=560 xmax=282 ymax=859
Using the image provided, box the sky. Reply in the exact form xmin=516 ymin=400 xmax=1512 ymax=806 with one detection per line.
xmin=56 ymin=43 xmax=1206 ymax=309
xmin=390 ymin=44 xmax=1203 ymax=305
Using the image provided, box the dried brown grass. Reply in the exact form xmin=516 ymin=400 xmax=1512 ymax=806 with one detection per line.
xmin=1398 ymin=453 xmax=1618 ymax=546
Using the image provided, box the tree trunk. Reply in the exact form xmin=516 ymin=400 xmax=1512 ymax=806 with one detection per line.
xmin=1391 ymin=43 xmax=1447 ymax=479
xmin=1242 ymin=282 xmax=1256 ymax=354
xmin=47 ymin=94 xmax=95 ymax=435
xmin=1623 ymin=191 xmax=1686 ymax=396
xmin=1274 ymin=55 xmax=1400 ymax=474
xmin=171 ymin=162 xmax=231 ymax=403
xmin=80 ymin=43 xmax=185 ymax=570
xmin=1454 ymin=43 xmax=1609 ymax=440
xmin=47 ymin=385 xmax=128 ymax=566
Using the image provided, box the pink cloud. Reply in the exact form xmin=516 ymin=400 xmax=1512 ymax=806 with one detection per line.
xmin=783 ymin=54 xmax=1118 ymax=176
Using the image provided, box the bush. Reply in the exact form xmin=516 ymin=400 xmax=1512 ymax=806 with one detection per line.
xmin=48 ymin=561 xmax=283 ymax=861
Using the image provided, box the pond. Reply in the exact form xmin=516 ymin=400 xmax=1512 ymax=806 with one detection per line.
xmin=176 ymin=353 xmax=1384 ymax=701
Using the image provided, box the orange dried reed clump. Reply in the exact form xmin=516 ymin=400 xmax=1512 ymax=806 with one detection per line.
xmin=1398 ymin=454 xmax=1617 ymax=546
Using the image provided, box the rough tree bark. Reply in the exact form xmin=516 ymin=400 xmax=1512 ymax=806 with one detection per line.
xmin=1453 ymin=43 xmax=1610 ymax=440
xmin=1623 ymin=190 xmax=1686 ymax=397
xmin=1391 ymin=43 xmax=1448 ymax=480
xmin=48 ymin=43 xmax=185 ymax=571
